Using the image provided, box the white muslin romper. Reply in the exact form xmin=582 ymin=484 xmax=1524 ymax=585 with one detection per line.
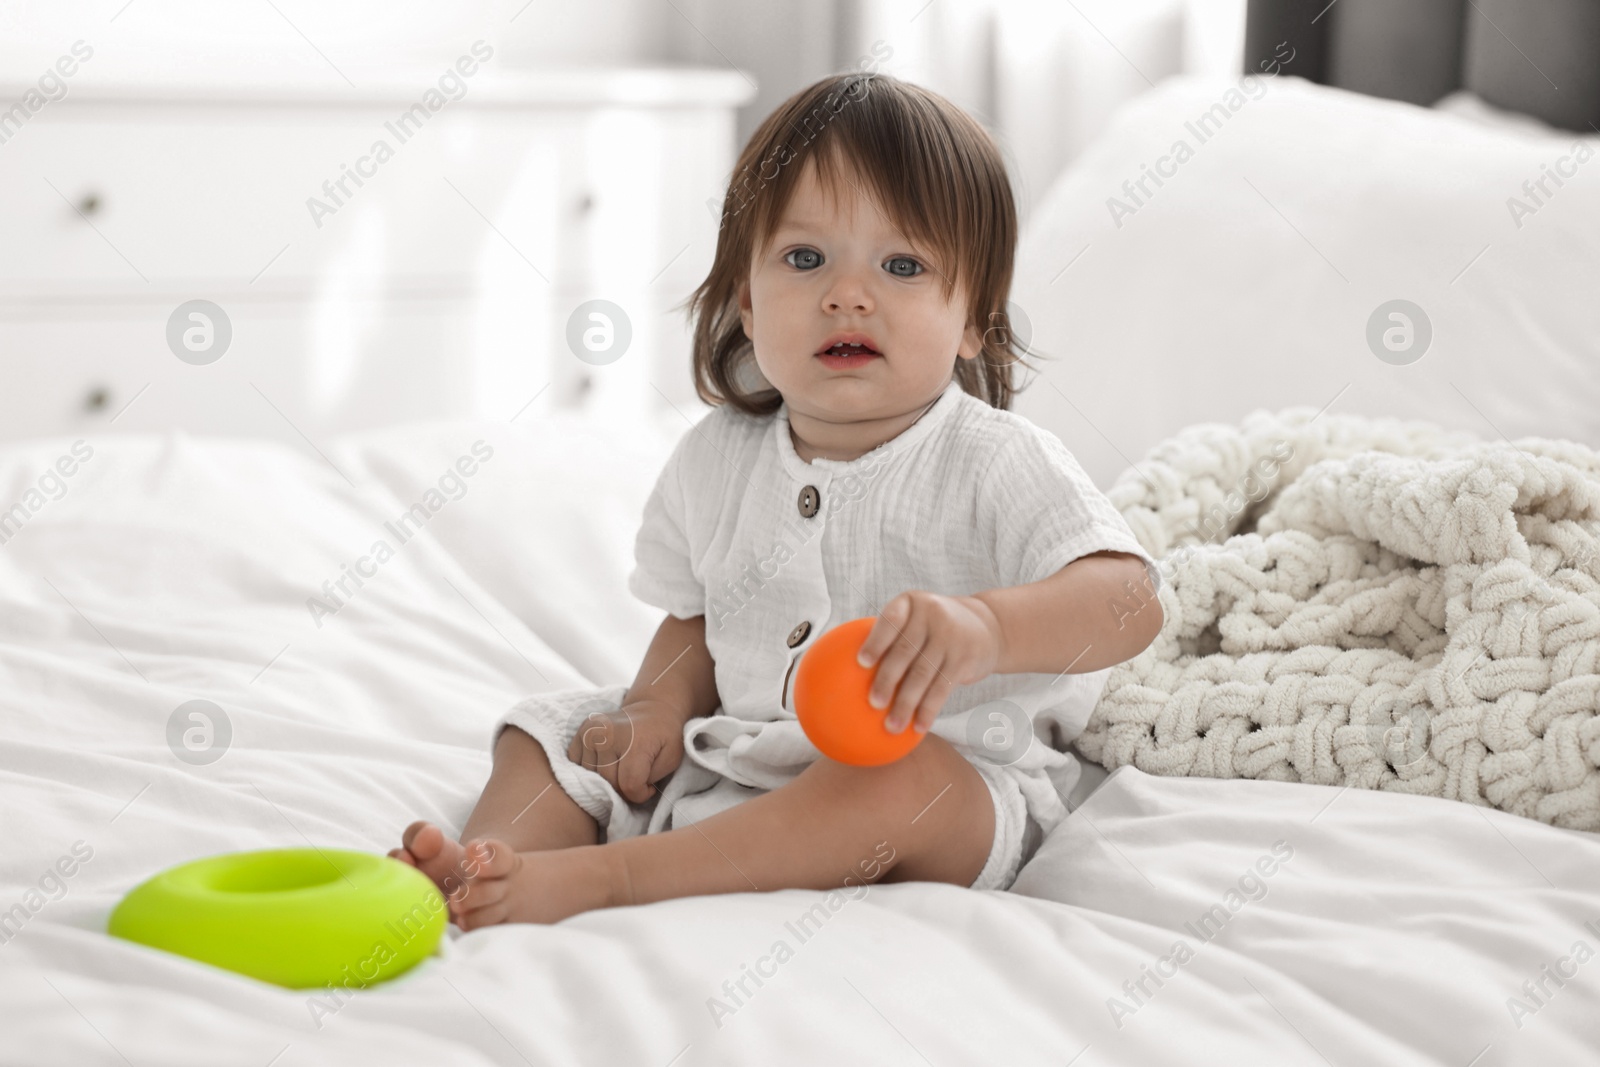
xmin=493 ymin=377 xmax=1161 ymax=892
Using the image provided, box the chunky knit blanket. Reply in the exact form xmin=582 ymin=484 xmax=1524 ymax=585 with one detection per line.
xmin=1080 ymin=408 xmax=1600 ymax=830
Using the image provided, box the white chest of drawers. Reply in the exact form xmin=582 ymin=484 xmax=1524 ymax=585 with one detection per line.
xmin=0 ymin=65 xmax=753 ymax=445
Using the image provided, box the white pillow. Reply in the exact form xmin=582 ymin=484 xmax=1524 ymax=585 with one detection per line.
xmin=332 ymin=412 xmax=681 ymax=689
xmin=1011 ymin=74 xmax=1600 ymax=489
xmin=1432 ymin=88 xmax=1560 ymax=138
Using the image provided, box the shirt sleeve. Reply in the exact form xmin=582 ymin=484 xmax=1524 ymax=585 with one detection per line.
xmin=980 ymin=428 xmax=1163 ymax=597
xmin=627 ymin=429 xmax=707 ymax=620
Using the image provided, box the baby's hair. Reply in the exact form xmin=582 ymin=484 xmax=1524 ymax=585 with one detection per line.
xmin=679 ymin=71 xmax=1040 ymax=416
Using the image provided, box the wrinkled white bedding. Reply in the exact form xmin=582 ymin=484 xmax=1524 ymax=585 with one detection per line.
xmin=2 ymin=430 xmax=1596 ymax=1065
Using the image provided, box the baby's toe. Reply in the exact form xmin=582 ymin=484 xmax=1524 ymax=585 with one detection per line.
xmin=463 ymin=838 xmax=521 ymax=880
xmin=452 ymin=870 xmax=511 ymax=918
xmin=399 ymin=820 xmax=472 ymax=896
xmin=455 ymin=900 xmax=509 ymax=931
xmin=401 ymin=821 xmax=446 ymax=862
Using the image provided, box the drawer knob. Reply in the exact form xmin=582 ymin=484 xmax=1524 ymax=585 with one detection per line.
xmin=84 ymin=385 xmax=111 ymax=412
xmin=78 ymin=192 xmax=103 ymax=217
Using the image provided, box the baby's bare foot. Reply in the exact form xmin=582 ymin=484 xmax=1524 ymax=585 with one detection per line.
xmin=389 ymin=821 xmax=476 ymax=909
xmin=451 ymin=839 xmax=626 ymax=930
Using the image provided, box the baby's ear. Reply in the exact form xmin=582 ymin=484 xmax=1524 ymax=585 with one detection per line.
xmin=737 ymin=283 xmax=754 ymax=340
xmin=957 ymin=319 xmax=983 ymax=361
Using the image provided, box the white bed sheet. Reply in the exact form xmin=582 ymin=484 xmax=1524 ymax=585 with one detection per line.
xmin=2 ymin=432 xmax=1596 ymax=1065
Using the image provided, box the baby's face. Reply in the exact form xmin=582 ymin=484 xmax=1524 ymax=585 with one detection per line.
xmin=738 ymin=161 xmax=981 ymax=426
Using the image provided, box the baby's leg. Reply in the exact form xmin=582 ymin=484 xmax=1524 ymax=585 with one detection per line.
xmin=461 ymin=725 xmax=601 ymax=850
xmin=392 ymin=725 xmax=600 ymax=901
xmin=452 ymin=732 xmax=996 ymax=928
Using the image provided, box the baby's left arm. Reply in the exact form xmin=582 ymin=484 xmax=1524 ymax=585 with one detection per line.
xmin=856 ymin=551 xmax=1162 ymax=735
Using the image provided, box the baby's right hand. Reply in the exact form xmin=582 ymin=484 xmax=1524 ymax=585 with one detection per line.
xmin=567 ymin=699 xmax=688 ymax=805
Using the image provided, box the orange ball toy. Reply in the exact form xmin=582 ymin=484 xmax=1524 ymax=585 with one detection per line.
xmin=793 ymin=616 xmax=925 ymax=767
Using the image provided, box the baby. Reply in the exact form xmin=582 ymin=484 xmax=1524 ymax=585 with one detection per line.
xmin=393 ymin=71 xmax=1164 ymax=928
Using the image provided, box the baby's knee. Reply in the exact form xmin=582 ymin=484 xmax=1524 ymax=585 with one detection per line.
xmin=815 ymin=731 xmax=970 ymax=799
xmin=493 ymin=724 xmax=549 ymax=767
xmin=896 ymin=730 xmax=974 ymax=785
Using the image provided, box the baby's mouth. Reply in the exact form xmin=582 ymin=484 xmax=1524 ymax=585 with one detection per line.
xmin=817 ymin=342 xmax=881 ymax=359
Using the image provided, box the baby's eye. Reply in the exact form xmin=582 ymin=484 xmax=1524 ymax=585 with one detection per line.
xmin=886 ymin=256 xmax=923 ymax=278
xmin=785 ymin=248 xmax=822 ymax=271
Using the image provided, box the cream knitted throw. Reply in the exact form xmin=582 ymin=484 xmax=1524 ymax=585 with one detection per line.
xmin=1079 ymin=408 xmax=1600 ymax=829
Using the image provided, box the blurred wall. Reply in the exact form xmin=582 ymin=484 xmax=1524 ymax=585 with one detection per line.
xmin=0 ymin=0 xmax=1245 ymax=218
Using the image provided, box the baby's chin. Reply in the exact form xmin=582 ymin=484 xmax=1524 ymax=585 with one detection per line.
xmin=784 ymin=385 xmax=896 ymax=423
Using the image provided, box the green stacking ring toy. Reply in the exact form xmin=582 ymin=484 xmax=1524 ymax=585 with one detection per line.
xmin=108 ymin=848 xmax=447 ymax=989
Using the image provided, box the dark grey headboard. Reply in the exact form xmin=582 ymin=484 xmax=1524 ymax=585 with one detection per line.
xmin=1243 ymin=0 xmax=1600 ymax=132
